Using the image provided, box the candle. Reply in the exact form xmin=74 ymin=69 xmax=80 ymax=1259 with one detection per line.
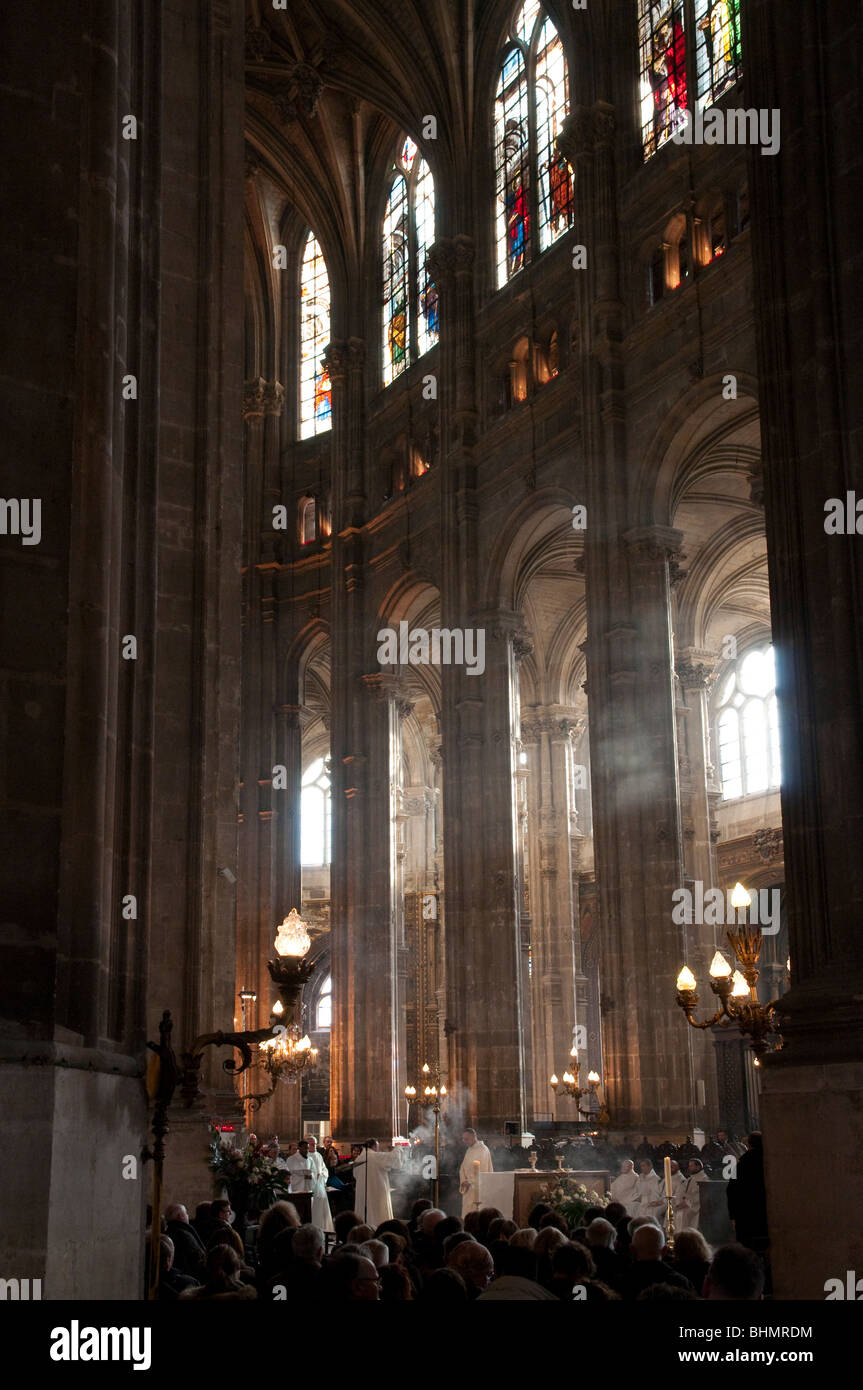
xmin=473 ymin=1159 xmax=480 ymax=1173
xmin=664 ymin=1156 xmax=672 ymax=1197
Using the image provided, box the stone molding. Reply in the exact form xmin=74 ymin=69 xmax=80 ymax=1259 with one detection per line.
xmin=243 ymin=376 xmax=285 ymax=419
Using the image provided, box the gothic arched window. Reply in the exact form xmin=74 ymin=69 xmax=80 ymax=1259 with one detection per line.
xmin=315 ymin=975 xmax=332 ymax=1030
xmin=301 ymin=756 xmax=332 ymax=866
xmin=495 ymin=2 xmax=573 ymax=288
xmin=715 ymin=644 xmax=781 ymax=800
xmin=299 ymin=496 xmax=317 ymax=546
xmin=639 ymin=1 xmax=743 ymax=160
xmin=382 ymin=136 xmax=439 ymax=387
xmin=299 ymin=231 xmax=332 ymax=439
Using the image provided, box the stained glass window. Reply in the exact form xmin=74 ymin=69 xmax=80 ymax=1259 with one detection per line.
xmin=639 ymin=1 xmax=742 ymax=160
xmin=715 ymin=645 xmax=781 ymax=800
xmin=299 ymin=231 xmax=332 ymax=439
xmin=382 ymin=137 xmax=438 ymax=387
xmin=638 ymin=1 xmax=688 ymax=158
xmin=694 ymin=0 xmax=742 ymax=106
xmin=495 ymin=3 xmax=573 ymax=289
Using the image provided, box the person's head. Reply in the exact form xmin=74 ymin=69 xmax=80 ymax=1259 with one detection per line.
xmin=716 ymin=1129 xmax=728 ymax=1142
xmin=206 ymin=1225 xmax=244 ymax=1259
xmin=463 ymin=1209 xmax=481 ymax=1237
xmin=442 ymin=1231 xmax=473 ymax=1259
xmin=605 ymin=1201 xmax=627 ymax=1227
xmin=551 ymin=1240 xmax=595 ymax=1285
xmin=334 ymin=1210 xmax=362 ymax=1244
xmin=211 ymin=1198 xmax=233 ymax=1225
xmin=539 ymin=1211 xmax=568 ymax=1235
xmin=509 ymin=1227 xmax=537 ymax=1250
xmin=286 ymin=1141 xmax=298 ymax=1156
xmin=379 ymin=1232 xmax=407 ymax=1264
xmin=375 ymin=1218 xmax=410 ymax=1242
xmin=194 ymin=1202 xmax=212 ymax=1224
xmin=292 ymin=1224 xmax=325 ymax=1263
xmin=462 ymin=1128 xmax=477 ymax=1146
xmin=379 ymin=1262 xmax=413 ymax=1301
xmin=705 ymin=1244 xmax=765 ymax=1301
xmin=638 ymin=1159 xmax=653 ymax=1175
xmin=350 ymin=1144 xmax=363 ymax=1160
xmin=366 ymin=1138 xmax=380 ymax=1152
xmin=586 ymin=1218 xmax=616 ymax=1250
xmin=487 ymin=1217 xmax=517 ymax=1242
xmin=527 ymin=1202 xmax=552 ymax=1230
xmin=674 ymin=1229 xmax=711 ymax=1265
xmin=746 ymin=1131 xmax=763 ymax=1152
xmin=205 ymin=1243 xmax=242 ymax=1288
xmin=258 ymin=1200 xmax=300 ymax=1244
xmin=632 ymin=1224 xmax=665 ymax=1262
xmin=448 ymin=1238 xmax=494 ymax=1290
xmin=534 ymin=1227 xmax=567 ymax=1261
xmin=297 ymin=1139 xmax=309 ymax=1157
xmin=357 ymin=1239 xmax=389 ymax=1269
xmin=433 ymin=1216 xmax=463 ymax=1246
xmin=619 ymin=1159 xmax=634 ymax=1174
xmin=345 ymin=1254 xmax=382 ymax=1301
xmin=346 ymin=1224 xmax=374 ymax=1245
xmin=477 ymin=1206 xmax=504 ymax=1240
xmin=158 ymin=1235 xmax=174 ymax=1272
xmin=670 ymin=1160 xmax=680 ymax=1174
xmin=419 ymin=1208 xmax=446 ymax=1238
xmin=164 ymin=1203 xmax=188 ymax=1225
xmin=583 ymin=1206 xmax=605 ymax=1226
xmin=306 ymin=1135 xmax=317 ymax=1152
xmin=628 ymin=1214 xmax=660 ymax=1239
xmin=687 ymin=1158 xmax=704 ymax=1175
xmin=323 ymin=1135 xmax=332 ymax=1147
xmin=422 ymin=1268 xmax=469 ymax=1303
xmin=410 ymin=1198 xmax=432 ymax=1226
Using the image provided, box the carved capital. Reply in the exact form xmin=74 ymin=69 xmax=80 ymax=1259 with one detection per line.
xmin=245 ymin=19 xmax=272 ymax=63
xmin=244 ymin=377 xmax=285 ymax=420
xmin=623 ymin=525 xmax=685 ymax=567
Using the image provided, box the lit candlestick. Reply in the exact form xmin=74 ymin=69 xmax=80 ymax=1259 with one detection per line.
xmin=664 ymin=1156 xmax=672 ymax=1197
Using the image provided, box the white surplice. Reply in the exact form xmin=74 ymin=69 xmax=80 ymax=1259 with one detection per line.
xmin=352 ymin=1147 xmax=405 ymax=1229
xmin=309 ymin=1149 xmax=334 ymax=1232
xmin=634 ymin=1170 xmax=665 ymax=1222
xmin=677 ymin=1171 xmax=708 ymax=1229
xmin=458 ymin=1141 xmax=494 ymax=1217
xmin=285 ymin=1152 xmax=314 ymax=1202
xmin=609 ymin=1166 xmax=639 ymax=1215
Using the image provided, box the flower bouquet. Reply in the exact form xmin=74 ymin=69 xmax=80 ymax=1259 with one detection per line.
xmin=207 ymin=1124 xmax=292 ymax=1213
xmin=538 ymin=1176 xmax=611 ymax=1229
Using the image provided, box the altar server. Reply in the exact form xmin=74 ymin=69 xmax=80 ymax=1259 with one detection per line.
xmin=459 ymin=1128 xmax=494 ymax=1217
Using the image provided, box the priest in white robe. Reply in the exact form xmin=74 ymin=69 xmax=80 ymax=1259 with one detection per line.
xmin=677 ymin=1158 xmax=708 ymax=1230
xmin=352 ymin=1139 xmax=405 ymax=1229
xmin=306 ymin=1136 xmax=335 ymax=1233
xmin=609 ymin=1158 xmax=639 ymax=1214
xmin=458 ymin=1128 xmax=494 ymax=1217
xmin=634 ymin=1159 xmax=665 ymax=1223
xmin=285 ymin=1139 xmax=315 ymax=1207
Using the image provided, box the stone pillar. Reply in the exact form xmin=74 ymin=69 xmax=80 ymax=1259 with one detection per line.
xmin=441 ymin=618 xmax=527 ymax=1133
xmin=741 ymin=0 xmax=863 ymax=1297
xmin=587 ymin=527 xmax=694 ymax=1133
xmin=521 ymin=710 xmax=586 ymax=1122
xmin=675 ymin=651 xmax=722 ymax=1132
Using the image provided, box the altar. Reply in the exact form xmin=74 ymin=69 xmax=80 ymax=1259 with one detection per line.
xmin=477 ymin=1169 xmax=609 ymax=1226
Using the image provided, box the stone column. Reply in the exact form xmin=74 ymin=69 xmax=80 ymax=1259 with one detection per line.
xmin=441 ymin=618 xmax=527 ymax=1133
xmin=521 ymin=710 xmax=586 ymax=1122
xmin=675 ymin=651 xmax=722 ymax=1132
xmin=741 ymin=0 xmax=863 ymax=1297
xmin=587 ymin=527 xmax=694 ymax=1133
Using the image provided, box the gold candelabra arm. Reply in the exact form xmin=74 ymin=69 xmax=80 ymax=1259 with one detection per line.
xmin=676 ymin=989 xmax=726 ymax=1030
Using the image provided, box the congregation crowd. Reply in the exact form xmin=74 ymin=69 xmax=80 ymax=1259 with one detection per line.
xmin=151 ymin=1126 xmax=768 ymax=1303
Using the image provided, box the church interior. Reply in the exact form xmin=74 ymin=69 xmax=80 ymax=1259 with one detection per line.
xmin=2 ymin=0 xmax=862 ymax=1310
